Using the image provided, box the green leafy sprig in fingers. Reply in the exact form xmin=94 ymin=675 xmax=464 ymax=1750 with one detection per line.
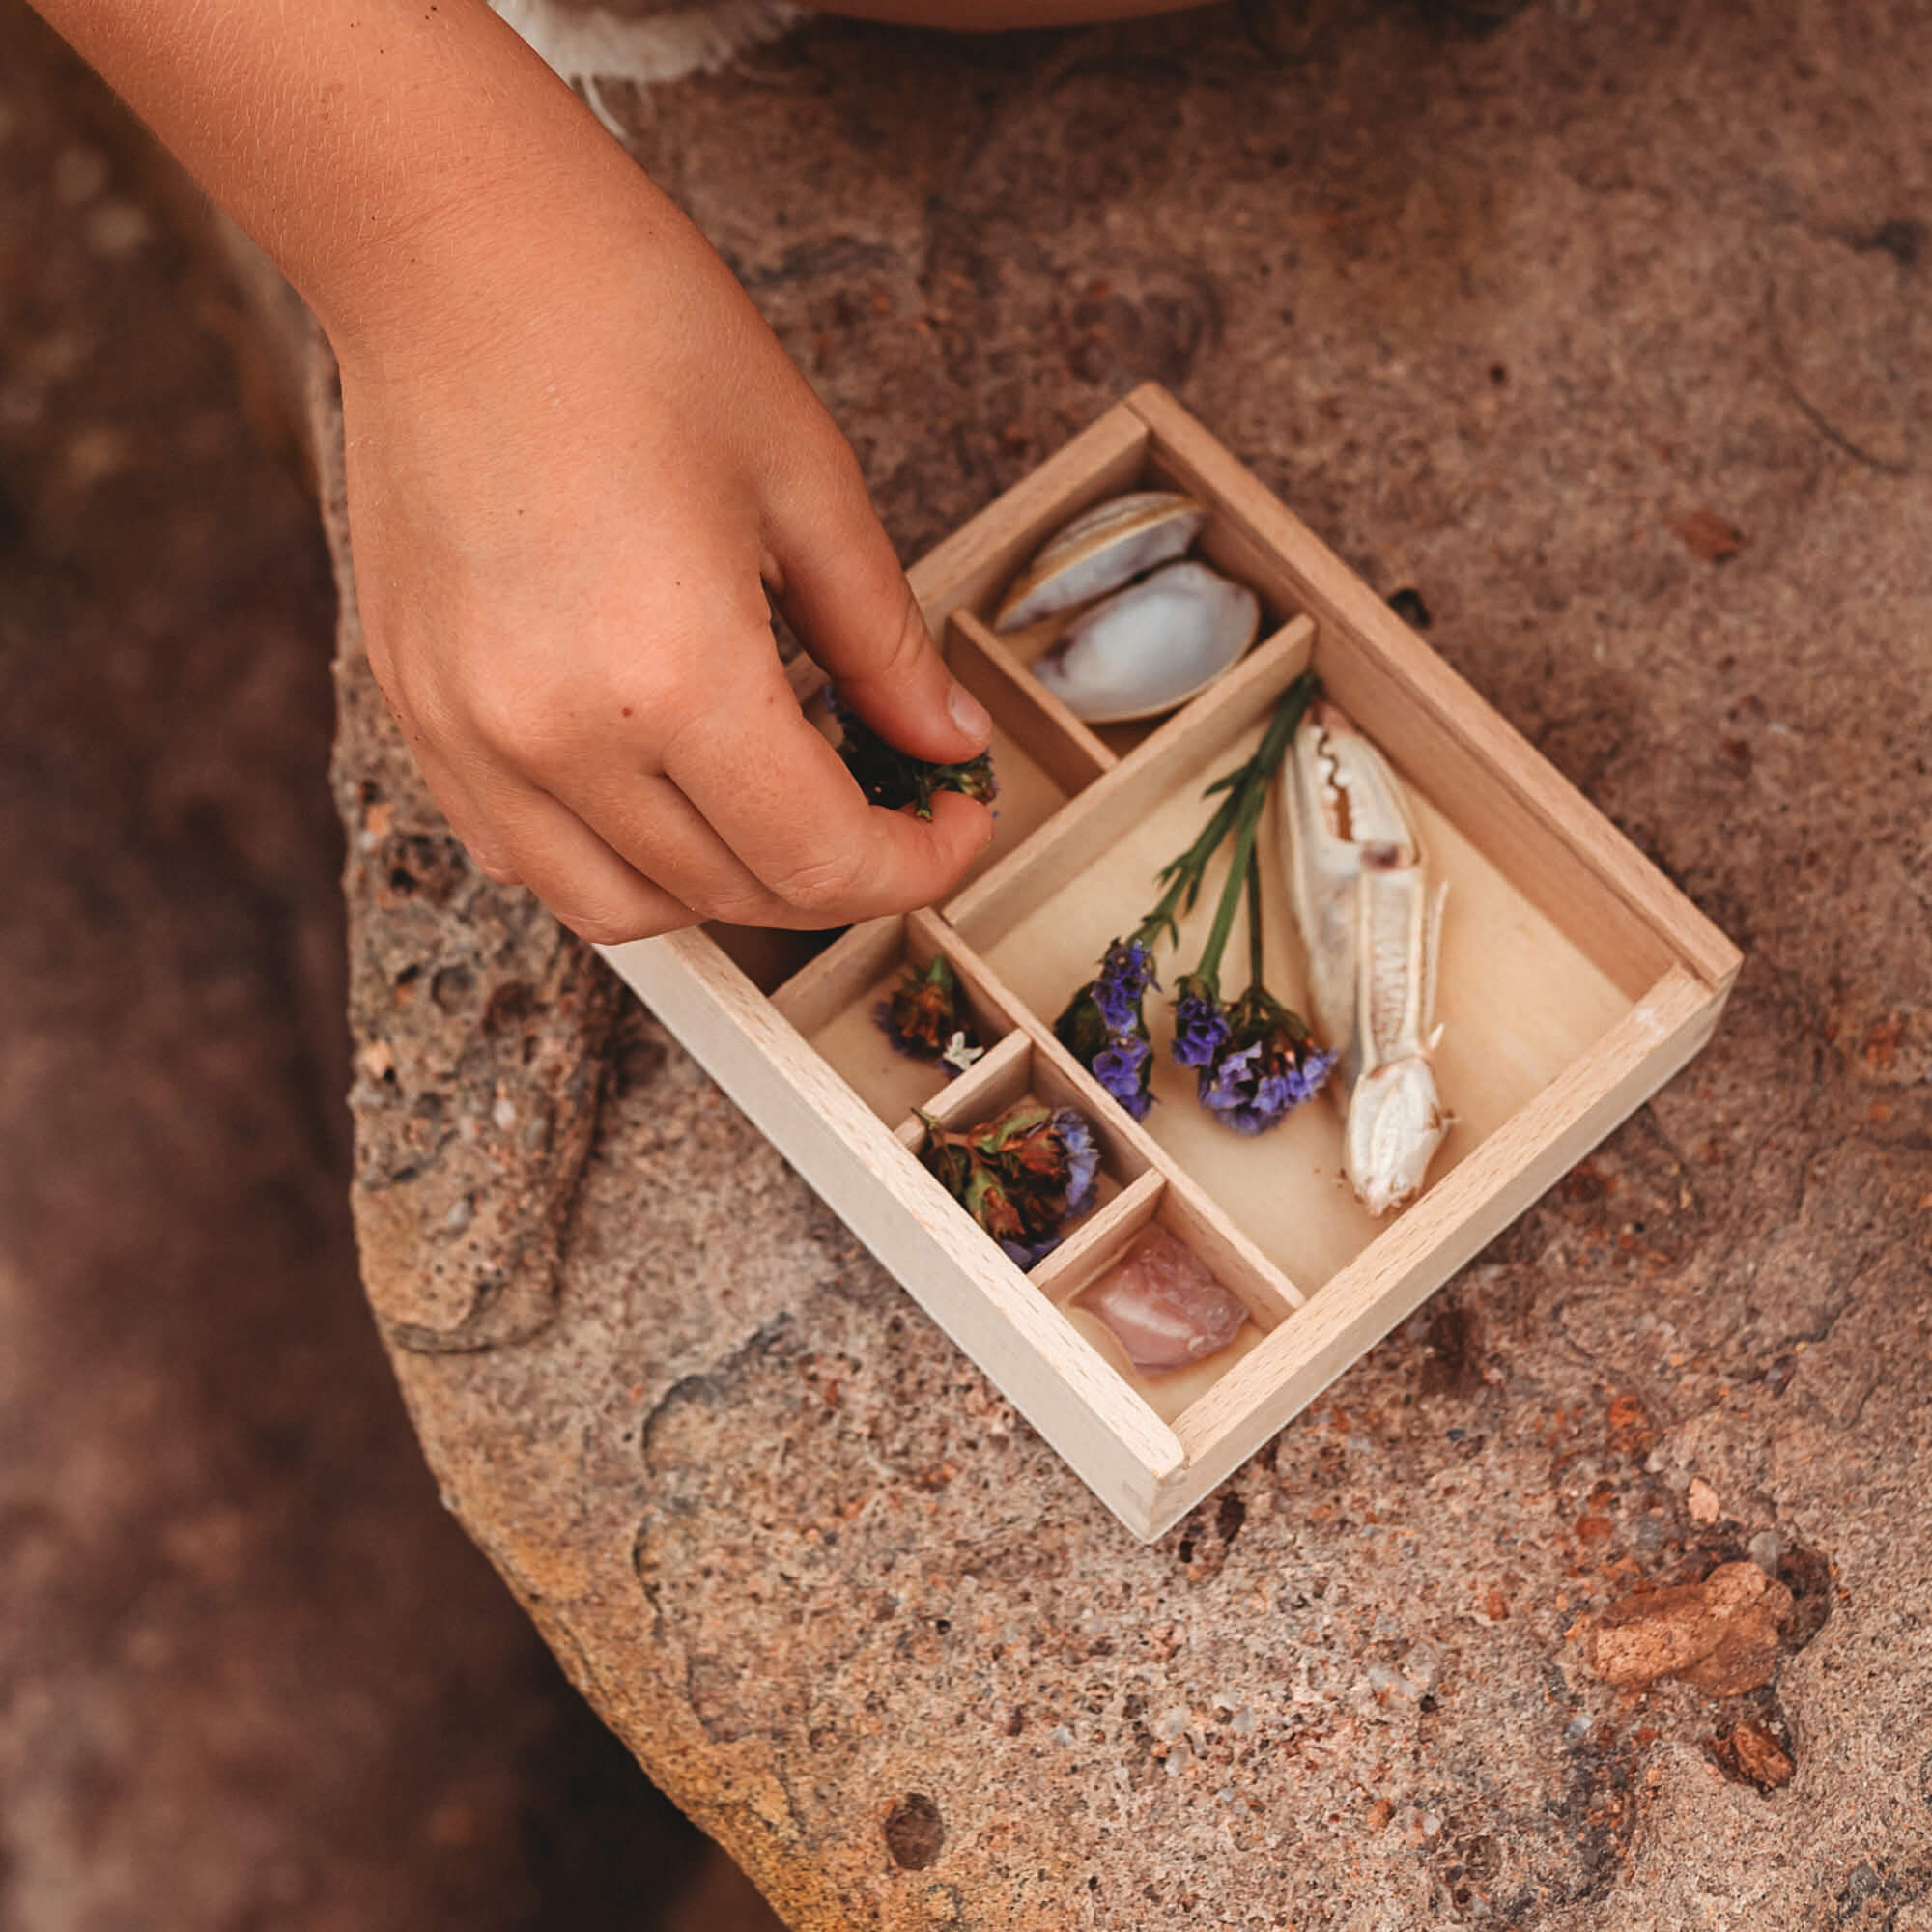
xmin=1057 ymin=670 xmax=1323 ymax=1122
xmin=829 ymin=690 xmax=998 ymax=820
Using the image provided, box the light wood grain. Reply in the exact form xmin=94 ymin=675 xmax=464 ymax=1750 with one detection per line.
xmin=913 ymin=1029 xmax=1033 ymax=1132
xmin=1156 ymin=967 xmax=1721 ymax=1532
xmin=944 ymin=614 xmax=1316 ymax=943
xmin=600 ymin=927 xmax=1187 ymax=1532
xmin=1027 ymin=1169 xmax=1166 ymax=1299
xmin=904 ymin=409 xmax=1151 ymax=638
xmin=1124 ymin=384 xmax=1743 ymax=1002
xmin=769 ymin=916 xmax=904 ymax=1037
xmin=1158 ymin=1171 xmax=1305 ymax=1324
xmin=950 ymin=611 xmax=1117 ymax=794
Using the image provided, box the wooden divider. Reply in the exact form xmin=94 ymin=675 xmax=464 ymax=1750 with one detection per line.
xmin=944 ymin=613 xmax=1317 ymax=944
xmin=947 ymin=611 xmax=1116 ymax=796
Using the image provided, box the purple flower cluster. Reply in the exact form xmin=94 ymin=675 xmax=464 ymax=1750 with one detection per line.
xmin=1169 ymin=977 xmax=1233 ymax=1069
xmin=920 ymin=1100 xmax=1102 ymax=1270
xmin=999 ymin=1108 xmax=1101 ymax=1268
xmin=1090 ymin=1037 xmax=1152 ymax=1117
xmin=1091 ymin=939 xmax=1156 ymax=1032
xmin=1056 ymin=937 xmax=1158 ymax=1122
xmin=1193 ymin=987 xmax=1336 ymax=1136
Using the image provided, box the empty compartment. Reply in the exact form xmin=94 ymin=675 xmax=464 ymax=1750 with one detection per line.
xmin=952 ymin=637 xmax=1640 ymax=1293
xmin=1027 ymin=1171 xmax=1294 ymax=1426
xmin=770 ymin=913 xmax=1021 ymax=1127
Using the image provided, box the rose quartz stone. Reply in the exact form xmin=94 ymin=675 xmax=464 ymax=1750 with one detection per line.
xmin=1077 ymin=1225 xmax=1248 ymax=1373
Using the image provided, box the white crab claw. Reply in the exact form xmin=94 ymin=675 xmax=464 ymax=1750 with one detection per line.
xmin=1345 ymin=1057 xmax=1449 ymax=1216
xmin=1281 ymin=699 xmax=1451 ymax=1215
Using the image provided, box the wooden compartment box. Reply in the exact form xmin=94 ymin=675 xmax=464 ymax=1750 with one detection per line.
xmin=602 ymin=385 xmax=1741 ymax=1541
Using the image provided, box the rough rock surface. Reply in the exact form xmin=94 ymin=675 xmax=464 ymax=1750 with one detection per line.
xmin=330 ymin=3 xmax=1932 ymax=1926
xmin=0 ymin=7 xmax=765 ymax=1925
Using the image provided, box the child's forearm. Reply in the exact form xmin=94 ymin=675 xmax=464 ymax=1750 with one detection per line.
xmin=28 ymin=0 xmax=641 ymax=362
xmin=33 ymin=0 xmax=1002 ymax=945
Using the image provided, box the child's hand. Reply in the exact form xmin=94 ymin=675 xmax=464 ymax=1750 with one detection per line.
xmin=338 ymin=172 xmax=994 ymax=944
xmin=30 ymin=0 xmax=995 ymax=946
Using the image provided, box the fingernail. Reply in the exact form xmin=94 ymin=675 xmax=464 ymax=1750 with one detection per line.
xmin=948 ymin=680 xmax=993 ymax=743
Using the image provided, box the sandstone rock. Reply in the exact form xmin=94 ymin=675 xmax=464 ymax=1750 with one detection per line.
xmin=1724 ymin=1720 xmax=1797 ymax=1793
xmin=318 ymin=3 xmax=1932 ymax=1924
xmin=1585 ymin=1562 xmax=1795 ymax=1696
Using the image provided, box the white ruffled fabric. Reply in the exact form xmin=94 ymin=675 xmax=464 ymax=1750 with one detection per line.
xmin=489 ymin=0 xmax=804 ymax=131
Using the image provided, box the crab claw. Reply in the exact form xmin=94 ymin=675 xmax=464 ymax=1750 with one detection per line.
xmin=1281 ymin=699 xmax=1451 ymax=1215
xmin=1345 ymin=1055 xmax=1449 ymax=1216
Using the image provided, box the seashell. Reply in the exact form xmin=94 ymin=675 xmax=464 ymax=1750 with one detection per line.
xmin=994 ymin=491 xmax=1208 ymax=633
xmin=1029 ymin=561 xmax=1260 ymax=724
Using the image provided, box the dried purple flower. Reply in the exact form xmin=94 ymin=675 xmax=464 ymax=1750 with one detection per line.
xmin=1091 ymin=938 xmax=1157 ymax=1032
xmin=876 ymin=955 xmax=979 ymax=1070
xmin=1170 ymin=976 xmax=1232 ymax=1068
xmin=1090 ymin=1034 xmax=1154 ymax=1122
xmin=1195 ymin=985 xmax=1335 ymax=1135
xmin=1056 ymin=937 xmax=1158 ymax=1122
xmin=919 ymin=1100 xmax=1101 ymax=1268
xmin=829 ymin=688 xmax=998 ymax=819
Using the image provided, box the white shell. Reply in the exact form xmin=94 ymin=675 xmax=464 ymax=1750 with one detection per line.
xmin=1029 ymin=561 xmax=1259 ymax=724
xmin=994 ymin=491 xmax=1208 ymax=633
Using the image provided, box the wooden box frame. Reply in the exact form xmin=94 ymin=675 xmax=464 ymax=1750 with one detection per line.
xmin=602 ymin=385 xmax=1741 ymax=1541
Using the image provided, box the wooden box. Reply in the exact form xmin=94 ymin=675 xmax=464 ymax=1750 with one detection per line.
xmin=601 ymin=385 xmax=1740 ymax=1541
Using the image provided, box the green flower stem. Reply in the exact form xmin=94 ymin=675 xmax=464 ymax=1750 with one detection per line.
xmin=1245 ymin=844 xmax=1266 ymax=991
xmin=1129 ymin=668 xmax=1321 ymax=955
xmin=1188 ymin=671 xmax=1319 ymax=996
xmin=1130 ymin=788 xmax=1241 ymax=952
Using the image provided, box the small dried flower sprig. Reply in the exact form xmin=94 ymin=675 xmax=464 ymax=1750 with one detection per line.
xmin=1170 ymin=688 xmax=1334 ymax=1134
xmin=918 ymin=1100 xmax=1101 ymax=1268
xmin=877 ymin=954 xmax=985 ymax=1075
xmin=1189 ymin=855 xmax=1336 ymax=1134
xmin=829 ymin=689 xmax=998 ymax=820
xmin=1055 ymin=937 xmax=1159 ymax=1119
xmin=1052 ymin=751 xmax=1258 ymax=1117
xmin=1058 ymin=671 xmax=1323 ymax=1125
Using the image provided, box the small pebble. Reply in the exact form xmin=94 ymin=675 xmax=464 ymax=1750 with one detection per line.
xmin=1689 ymin=1476 xmax=1720 ymax=1523
xmin=491 ymin=1097 xmax=517 ymax=1131
xmin=1387 ymin=586 xmax=1433 ymax=628
xmin=1077 ymin=1225 xmax=1247 ymax=1372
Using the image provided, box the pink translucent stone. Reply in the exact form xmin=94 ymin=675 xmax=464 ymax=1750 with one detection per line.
xmin=1077 ymin=1225 xmax=1248 ymax=1373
